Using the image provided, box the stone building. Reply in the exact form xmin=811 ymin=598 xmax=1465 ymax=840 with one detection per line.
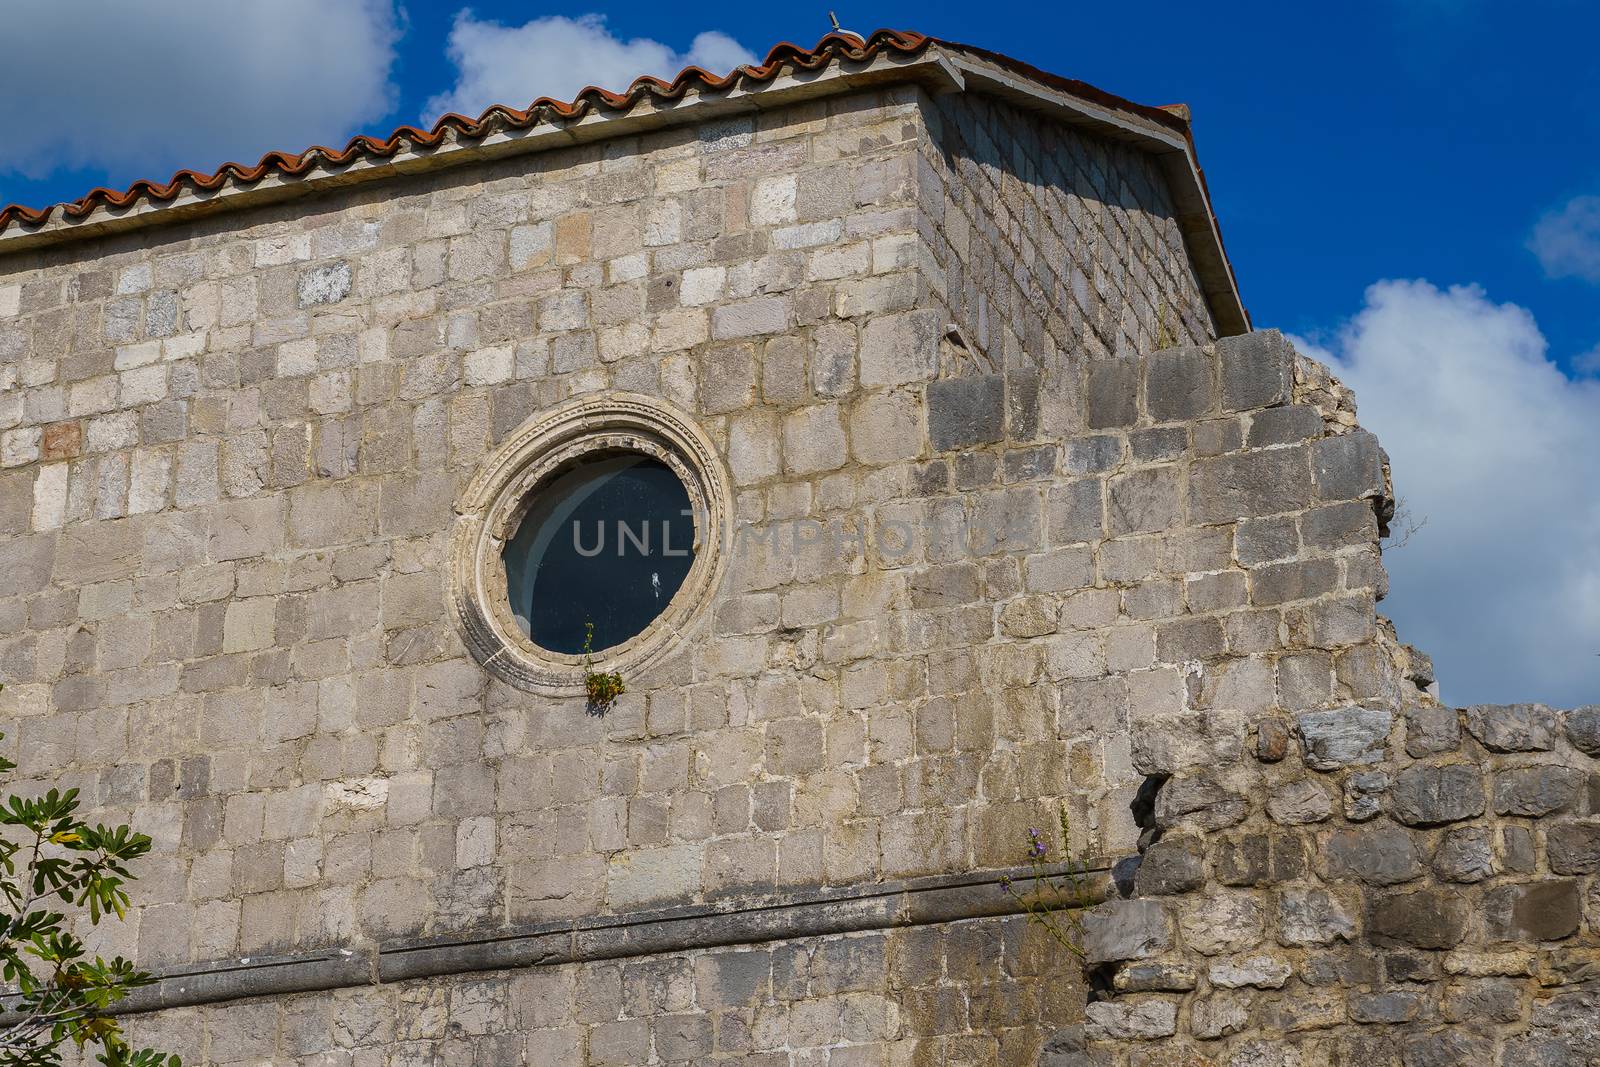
xmin=0 ymin=27 xmax=1595 ymax=1067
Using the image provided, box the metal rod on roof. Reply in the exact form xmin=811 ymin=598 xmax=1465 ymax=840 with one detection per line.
xmin=828 ymin=12 xmax=864 ymax=43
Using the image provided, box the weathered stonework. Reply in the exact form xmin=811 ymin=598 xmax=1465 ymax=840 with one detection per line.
xmin=0 ymin=32 xmax=1590 ymax=1067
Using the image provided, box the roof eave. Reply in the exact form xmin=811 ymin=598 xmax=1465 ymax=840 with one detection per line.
xmin=0 ymin=39 xmax=1248 ymax=336
xmin=0 ymin=46 xmax=961 ymax=257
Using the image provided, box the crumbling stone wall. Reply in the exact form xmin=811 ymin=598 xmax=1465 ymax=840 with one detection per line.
xmin=1070 ymin=699 xmax=1600 ymax=1065
xmin=1022 ymin=328 xmax=1600 ymax=1063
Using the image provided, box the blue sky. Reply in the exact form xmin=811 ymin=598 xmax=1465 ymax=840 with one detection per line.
xmin=3 ymin=1 xmax=1597 ymax=704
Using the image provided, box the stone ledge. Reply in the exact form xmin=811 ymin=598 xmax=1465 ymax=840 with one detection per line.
xmin=103 ymin=862 xmax=1115 ymax=1015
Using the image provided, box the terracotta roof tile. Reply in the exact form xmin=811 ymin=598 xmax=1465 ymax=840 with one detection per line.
xmin=0 ymin=30 xmax=939 ymax=235
xmin=0 ymin=26 xmax=1240 ymax=331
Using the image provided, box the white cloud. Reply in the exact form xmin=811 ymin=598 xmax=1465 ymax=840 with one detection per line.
xmin=424 ymin=12 xmax=756 ymax=121
xmin=1294 ymin=280 xmax=1600 ymax=707
xmin=0 ymin=0 xmax=400 ymax=183
xmin=1529 ymin=194 xmax=1600 ymax=282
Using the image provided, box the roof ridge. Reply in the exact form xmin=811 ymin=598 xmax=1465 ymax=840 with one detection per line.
xmin=0 ymin=28 xmax=931 ymax=236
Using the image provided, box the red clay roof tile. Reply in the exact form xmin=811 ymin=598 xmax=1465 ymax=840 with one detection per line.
xmin=0 ymin=27 xmax=1236 ymax=328
xmin=0 ymin=30 xmax=939 ymax=235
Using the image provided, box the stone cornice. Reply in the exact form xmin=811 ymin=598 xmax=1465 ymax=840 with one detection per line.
xmin=89 ymin=861 xmax=1116 ymax=1016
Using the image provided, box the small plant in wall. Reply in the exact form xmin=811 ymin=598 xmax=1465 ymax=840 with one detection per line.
xmin=581 ymin=622 xmax=626 ymax=712
xmin=999 ymin=805 xmax=1093 ymax=959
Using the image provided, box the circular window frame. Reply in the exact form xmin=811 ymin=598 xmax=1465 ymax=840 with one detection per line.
xmin=451 ymin=392 xmax=732 ymax=695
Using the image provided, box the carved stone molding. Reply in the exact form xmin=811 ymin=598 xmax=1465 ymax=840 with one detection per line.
xmin=449 ymin=392 xmax=732 ymax=694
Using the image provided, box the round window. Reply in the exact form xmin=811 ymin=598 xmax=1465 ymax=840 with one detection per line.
xmin=503 ymin=453 xmax=697 ymax=654
xmin=450 ymin=393 xmax=731 ymax=695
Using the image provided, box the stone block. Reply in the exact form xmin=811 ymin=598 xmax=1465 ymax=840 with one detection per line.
xmin=1388 ymin=764 xmax=1485 ymax=826
xmin=1492 ymin=765 xmax=1583 ymax=816
xmin=1295 ymin=707 xmax=1391 ymax=770
xmin=288 ymin=481 xmax=376 ymax=549
xmin=1401 ymin=1032 xmax=1493 ymax=1067
xmin=1214 ymin=833 xmax=1305 ymax=887
xmin=1046 ymin=479 xmax=1104 ymax=544
xmin=1483 ymin=880 xmax=1580 ymax=942
xmin=694 ymin=949 xmax=772 ymax=1008
xmin=1348 ymin=988 xmax=1426 ymax=1024
xmin=0 ymin=533 xmax=56 ymax=599
xmin=1247 ymin=405 xmax=1323 ymax=446
xmin=1366 ymin=889 xmax=1467 ymax=949
xmin=1190 ymin=992 xmax=1251 ymax=1039
xmin=1441 ymin=977 xmax=1523 ymax=1024
xmin=1217 ymin=330 xmax=1294 ymax=412
xmin=209 ymin=497 xmax=284 ymax=562
xmin=926 ymin=374 xmax=1004 ymax=451
xmin=1037 ymin=1027 xmax=1090 ymax=1067
xmin=1465 ymin=703 xmax=1558 ymax=752
xmin=1083 ymin=998 xmax=1177 ymax=1040
xmin=1144 ymin=345 xmax=1214 ymax=422
xmin=1249 ymin=556 xmax=1339 ymax=606
xmin=849 ymin=390 xmax=922 ymax=466
xmin=1234 ymin=515 xmax=1298 ymax=565
xmin=711 ymin=296 xmax=790 ymax=340
xmin=1276 ymin=887 xmax=1356 ymax=946
xmin=859 ymin=309 xmax=938 ymax=387
xmin=1189 ymin=446 xmax=1312 ymax=525
xmin=1134 ymin=835 xmax=1204 ymax=896
xmin=1565 ymin=705 xmax=1600 ymax=756
xmin=1256 ymin=718 xmax=1290 ymax=763
xmin=781 ymin=404 xmax=846 ymax=475
xmin=1112 ymin=962 xmax=1197 ymax=993
xmin=1499 ymin=825 xmax=1537 ymax=874
xmin=1179 ymin=890 xmax=1266 ymax=955
xmin=1545 ymin=820 xmax=1600 ymax=875
xmin=1082 ymin=899 xmax=1171 ymax=963
xmin=1130 ymin=425 xmax=1186 ymax=463
xmin=1404 ymin=706 xmax=1460 ymax=757
xmin=1321 ymin=824 xmax=1420 ymax=886
xmin=1154 ymin=616 xmax=1225 ymax=663
xmin=1312 ymin=430 xmax=1384 ymax=501
xmin=1086 ymin=358 xmax=1138 ymax=430
xmin=1300 ymin=500 xmax=1377 ymax=549
xmin=1266 ymin=779 xmax=1333 ymax=825
xmin=54 ymin=518 xmax=141 ymax=584
xmin=699 ymin=343 xmax=756 ymax=413
xmin=588 ymin=1018 xmax=651 ymax=1066
xmin=1153 ymin=774 xmax=1246 ymax=832
xmin=1108 ymin=466 xmax=1183 ymax=536
xmin=1063 ymin=434 xmax=1122 ymax=474
xmin=1430 ymin=825 xmax=1493 ymax=884
xmin=1208 ymin=955 xmax=1292 ymax=990
xmin=298 ymin=261 xmax=352 ymax=307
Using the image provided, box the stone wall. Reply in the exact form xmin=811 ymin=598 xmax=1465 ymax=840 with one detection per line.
xmin=107 ymin=917 xmax=1082 ymax=1065
xmin=917 ymin=92 xmax=1215 ymax=368
xmin=2 ymin=58 xmax=1587 ymax=1064
xmin=0 ymin=76 xmax=1219 ymax=1061
xmin=1073 ymin=700 xmax=1600 ymax=1066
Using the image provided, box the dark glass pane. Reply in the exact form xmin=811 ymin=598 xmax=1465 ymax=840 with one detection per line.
xmin=503 ymin=454 xmax=696 ymax=654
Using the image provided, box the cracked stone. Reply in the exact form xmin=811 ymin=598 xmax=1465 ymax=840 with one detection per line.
xmin=1295 ymin=707 xmax=1391 ymax=770
xmin=1082 ymin=899 xmax=1171 ymax=964
xmin=1465 ymin=703 xmax=1557 ymax=752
